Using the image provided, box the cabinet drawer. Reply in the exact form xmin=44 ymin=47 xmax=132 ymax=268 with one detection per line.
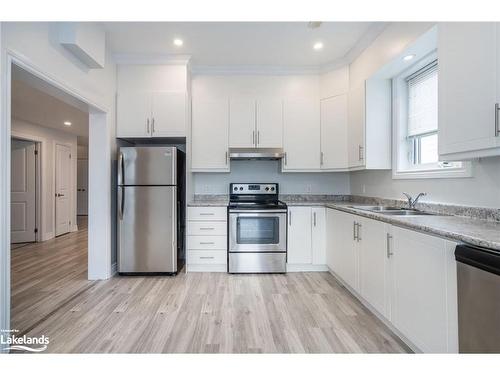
xmin=187 ymin=221 xmax=227 ymax=236
xmin=187 ymin=206 xmax=227 ymax=221
xmin=187 ymin=235 xmax=227 ymax=250
xmin=187 ymin=250 xmax=227 ymax=265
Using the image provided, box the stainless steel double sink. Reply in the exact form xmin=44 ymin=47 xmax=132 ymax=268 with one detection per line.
xmin=348 ymin=205 xmax=437 ymax=216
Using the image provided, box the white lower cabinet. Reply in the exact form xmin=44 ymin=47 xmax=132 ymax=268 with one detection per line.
xmin=186 ymin=206 xmax=227 ymax=272
xmin=326 ymin=208 xmax=458 ymax=353
xmin=287 ymin=206 xmax=326 ymax=271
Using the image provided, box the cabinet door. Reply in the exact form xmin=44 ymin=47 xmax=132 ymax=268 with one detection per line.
xmin=358 ymin=217 xmax=389 ymax=318
xmin=116 ymin=92 xmax=151 ymax=138
xmin=329 ymin=210 xmax=358 ymax=291
xmin=391 ymin=226 xmax=458 ymax=353
xmin=191 ymin=97 xmax=230 ymax=171
xmin=151 ymin=92 xmax=186 ymax=137
xmin=287 ymin=207 xmax=312 ymax=264
xmin=229 ymin=97 xmax=256 ymax=148
xmin=311 ymin=207 xmax=326 ymax=265
xmin=283 ymin=98 xmax=321 ymax=171
xmin=256 ymin=98 xmax=283 ymax=148
xmin=347 ymin=83 xmax=365 ymax=168
xmin=438 ymin=23 xmax=500 ymax=159
xmin=320 ymin=94 xmax=348 ymax=169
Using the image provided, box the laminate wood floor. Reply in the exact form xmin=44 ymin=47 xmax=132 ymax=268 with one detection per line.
xmin=11 ymin=217 xmax=410 ymax=353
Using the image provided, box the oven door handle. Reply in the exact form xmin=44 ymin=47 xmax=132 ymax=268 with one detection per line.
xmin=229 ymin=209 xmax=288 ymax=214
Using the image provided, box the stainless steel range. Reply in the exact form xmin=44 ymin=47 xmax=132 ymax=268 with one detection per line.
xmin=228 ymin=183 xmax=287 ymax=273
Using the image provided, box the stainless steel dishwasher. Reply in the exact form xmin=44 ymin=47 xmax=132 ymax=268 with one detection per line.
xmin=455 ymin=244 xmax=500 ymax=353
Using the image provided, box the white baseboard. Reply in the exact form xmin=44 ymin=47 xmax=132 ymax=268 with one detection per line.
xmin=186 ymin=264 xmax=227 ymax=273
xmin=71 ymin=224 xmax=78 ymax=232
xmin=286 ymin=263 xmax=328 ymax=272
xmin=111 ymin=262 xmax=117 ymax=276
xmin=41 ymin=232 xmax=54 ymax=242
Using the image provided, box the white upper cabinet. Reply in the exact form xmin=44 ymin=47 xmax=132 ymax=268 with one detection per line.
xmin=438 ymin=22 xmax=500 ymax=159
xmin=256 ymin=98 xmax=283 ymax=148
xmin=282 ymin=97 xmax=321 ymax=171
xmin=347 ymin=83 xmax=366 ymax=168
xmin=320 ymin=94 xmax=348 ymax=170
xmin=151 ymin=92 xmax=187 ymax=137
xmin=116 ymin=92 xmax=152 ymax=138
xmin=229 ymin=97 xmax=256 ymax=148
xmin=191 ymin=96 xmax=230 ymax=172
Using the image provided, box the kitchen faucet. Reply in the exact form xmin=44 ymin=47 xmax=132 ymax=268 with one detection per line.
xmin=403 ymin=192 xmax=427 ymax=209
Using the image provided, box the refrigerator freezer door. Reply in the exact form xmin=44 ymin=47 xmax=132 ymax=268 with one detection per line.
xmin=118 ymin=186 xmax=177 ymax=273
xmin=119 ymin=147 xmax=176 ymax=186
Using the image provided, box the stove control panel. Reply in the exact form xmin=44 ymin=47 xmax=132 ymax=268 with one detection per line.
xmin=230 ymin=183 xmax=278 ymax=195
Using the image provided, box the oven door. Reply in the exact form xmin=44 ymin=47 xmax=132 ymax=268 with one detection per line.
xmin=229 ymin=210 xmax=287 ymax=252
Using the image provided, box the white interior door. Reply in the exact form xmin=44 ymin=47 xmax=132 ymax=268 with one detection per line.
xmin=55 ymin=144 xmax=72 ymax=236
xmin=11 ymin=140 xmax=36 ymax=243
xmin=77 ymin=159 xmax=88 ymax=215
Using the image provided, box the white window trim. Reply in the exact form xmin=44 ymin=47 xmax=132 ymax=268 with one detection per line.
xmin=392 ymin=51 xmax=472 ymax=180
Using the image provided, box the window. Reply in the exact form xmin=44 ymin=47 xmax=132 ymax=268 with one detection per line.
xmin=392 ymin=54 xmax=471 ymax=179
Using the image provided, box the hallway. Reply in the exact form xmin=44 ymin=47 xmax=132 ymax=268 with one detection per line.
xmin=10 ymin=216 xmax=91 ymax=334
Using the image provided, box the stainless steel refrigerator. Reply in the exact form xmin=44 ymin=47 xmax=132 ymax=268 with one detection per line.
xmin=117 ymin=146 xmax=185 ymax=274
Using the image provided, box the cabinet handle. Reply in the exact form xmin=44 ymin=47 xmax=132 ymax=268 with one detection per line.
xmin=353 ymin=221 xmax=357 ymax=241
xmin=253 ymin=130 xmax=256 ymax=146
xmin=199 ymin=242 xmax=215 ymax=245
xmin=320 ymin=151 xmax=324 ymax=166
xmin=357 ymin=223 xmax=362 ymax=242
xmin=289 ymin=211 xmax=292 ymax=226
xmin=313 ymin=211 xmax=317 ymax=226
xmin=386 ymin=233 xmax=393 ymax=258
xmin=199 ymin=213 xmax=214 ymax=216
xmin=199 ymin=227 xmax=215 ymax=231
xmin=257 ymin=131 xmax=260 ymax=145
xmin=358 ymin=145 xmax=364 ymax=161
xmin=200 ymin=256 xmax=214 ymax=259
xmin=152 ymin=118 xmax=155 ymax=133
xmin=495 ymin=103 xmax=499 ymax=137
xmin=284 ymin=152 xmax=287 ymax=165
xmin=146 ymin=118 xmax=150 ymax=134
xmin=225 ymin=151 xmax=228 ymax=165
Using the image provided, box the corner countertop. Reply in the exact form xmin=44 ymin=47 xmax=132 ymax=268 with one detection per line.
xmin=188 ymin=195 xmax=500 ymax=251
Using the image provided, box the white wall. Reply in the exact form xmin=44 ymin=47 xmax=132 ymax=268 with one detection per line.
xmin=194 ymin=160 xmax=350 ymax=195
xmin=348 ymin=22 xmax=500 ymax=209
xmin=12 ymin=119 xmax=79 ymax=239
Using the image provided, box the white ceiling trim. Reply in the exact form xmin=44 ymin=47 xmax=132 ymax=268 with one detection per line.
xmin=190 ymin=64 xmax=321 ymax=76
xmin=113 ymin=53 xmax=192 ymax=65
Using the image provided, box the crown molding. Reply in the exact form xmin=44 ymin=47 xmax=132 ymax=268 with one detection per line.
xmin=112 ymin=53 xmax=192 ymax=65
xmin=191 ymin=64 xmax=321 ymax=76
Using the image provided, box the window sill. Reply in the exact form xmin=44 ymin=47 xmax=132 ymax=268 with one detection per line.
xmin=392 ymin=163 xmax=473 ymax=180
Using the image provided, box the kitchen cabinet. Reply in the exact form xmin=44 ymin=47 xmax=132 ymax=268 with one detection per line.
xmin=229 ymin=97 xmax=283 ymax=148
xmin=256 ymin=98 xmax=283 ymax=148
xmin=282 ymin=98 xmax=321 ymax=171
xmin=348 ymin=84 xmax=366 ymax=169
xmin=320 ymin=94 xmax=348 ymax=170
xmin=287 ymin=206 xmax=326 ymax=270
xmin=229 ymin=97 xmax=256 ymax=148
xmin=116 ymin=91 xmax=186 ymax=138
xmin=438 ymin=22 xmax=500 ymax=159
xmin=287 ymin=207 xmax=312 ymax=265
xmin=390 ymin=226 xmax=458 ymax=353
xmin=191 ymin=97 xmax=230 ymax=172
xmin=358 ymin=217 xmax=390 ymax=318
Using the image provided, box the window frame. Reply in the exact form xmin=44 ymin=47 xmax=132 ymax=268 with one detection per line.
xmin=392 ymin=51 xmax=472 ymax=180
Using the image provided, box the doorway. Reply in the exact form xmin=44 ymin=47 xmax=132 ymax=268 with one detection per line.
xmin=55 ymin=143 xmax=72 ymax=237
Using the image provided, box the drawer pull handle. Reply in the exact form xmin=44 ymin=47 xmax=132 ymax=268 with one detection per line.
xmin=199 ymin=227 xmax=215 ymax=230
xmin=200 ymin=256 xmax=214 ymax=259
xmin=199 ymin=242 xmax=215 ymax=245
xmin=199 ymin=213 xmax=215 ymax=216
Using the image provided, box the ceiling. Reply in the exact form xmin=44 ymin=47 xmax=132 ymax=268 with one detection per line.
xmin=11 ymin=77 xmax=89 ymax=146
xmin=103 ymin=22 xmax=386 ymax=68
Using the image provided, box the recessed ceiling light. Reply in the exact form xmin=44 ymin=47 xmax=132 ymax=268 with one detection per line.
xmin=313 ymin=42 xmax=324 ymax=51
xmin=403 ymin=54 xmax=416 ymax=61
xmin=173 ymin=38 xmax=183 ymax=47
xmin=63 ymin=121 xmax=72 ymax=126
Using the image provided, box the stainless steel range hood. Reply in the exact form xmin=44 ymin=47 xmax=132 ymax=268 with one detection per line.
xmin=229 ymin=148 xmax=285 ymax=160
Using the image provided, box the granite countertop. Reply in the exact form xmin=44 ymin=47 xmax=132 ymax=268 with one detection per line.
xmin=289 ymin=200 xmax=500 ymax=251
xmin=189 ymin=195 xmax=500 ymax=250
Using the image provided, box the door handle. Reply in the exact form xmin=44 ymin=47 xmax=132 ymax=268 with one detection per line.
xmin=56 ymin=193 xmax=65 ymax=197
xmin=119 ymin=152 xmax=124 ymax=185
xmin=358 ymin=145 xmax=364 ymax=161
xmin=386 ymin=233 xmax=393 ymax=258
xmin=495 ymin=103 xmax=499 ymax=137
xmin=118 ymin=186 xmax=124 ymax=220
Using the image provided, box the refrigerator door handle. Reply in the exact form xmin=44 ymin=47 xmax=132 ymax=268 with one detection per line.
xmin=118 ymin=152 xmax=124 ymax=185
xmin=118 ymin=186 xmax=124 ymax=220
xmin=172 ymin=187 xmax=177 ymax=270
